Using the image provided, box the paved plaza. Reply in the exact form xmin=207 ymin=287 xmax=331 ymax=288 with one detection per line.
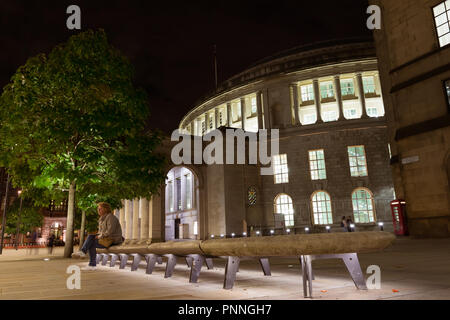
xmin=0 ymin=237 xmax=449 ymax=300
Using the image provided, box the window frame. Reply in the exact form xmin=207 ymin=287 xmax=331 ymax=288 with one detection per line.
xmin=273 ymin=154 xmax=289 ymax=184
xmin=311 ymin=191 xmax=333 ymax=226
xmin=300 ymin=84 xmax=315 ymax=103
xmin=444 ymin=78 xmax=450 ymax=112
xmin=274 ymin=193 xmax=295 ymax=227
xmin=432 ymin=1 xmax=450 ymax=48
xmin=340 ymin=78 xmax=356 ymax=97
xmin=351 ymin=188 xmax=377 ymax=224
xmin=308 ymin=149 xmax=327 ymax=181
xmin=347 ymin=145 xmax=369 ymax=177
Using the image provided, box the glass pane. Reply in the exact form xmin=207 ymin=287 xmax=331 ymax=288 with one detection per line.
xmin=434 ymin=3 xmax=446 ymax=16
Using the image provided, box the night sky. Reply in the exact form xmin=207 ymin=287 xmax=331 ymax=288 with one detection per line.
xmin=0 ymin=0 xmax=371 ymax=134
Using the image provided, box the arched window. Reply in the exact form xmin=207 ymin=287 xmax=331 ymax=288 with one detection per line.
xmin=352 ymin=188 xmax=376 ymax=223
xmin=311 ymin=191 xmax=333 ymax=225
xmin=274 ymin=194 xmax=294 ymax=227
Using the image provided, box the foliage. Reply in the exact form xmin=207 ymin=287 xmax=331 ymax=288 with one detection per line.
xmin=0 ymin=29 xmax=167 ymax=254
xmin=4 ymin=197 xmax=43 ymax=235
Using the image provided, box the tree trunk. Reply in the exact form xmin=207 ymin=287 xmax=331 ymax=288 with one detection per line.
xmin=79 ymin=210 xmax=86 ymax=248
xmin=63 ymin=181 xmax=76 ymax=258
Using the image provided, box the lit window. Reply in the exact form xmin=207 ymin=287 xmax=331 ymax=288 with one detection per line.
xmin=219 ymin=111 xmax=224 ymax=126
xmin=303 ymin=113 xmax=317 ymax=125
xmin=363 ymin=77 xmax=376 ymax=94
xmin=167 ymin=180 xmax=174 ymax=212
xmin=232 ymin=101 xmax=242 ymax=123
xmin=344 ymin=109 xmax=358 ymax=119
xmin=311 ymin=191 xmax=333 ymax=225
xmin=320 ymin=82 xmax=334 ymax=99
xmin=433 ymin=1 xmax=450 ymax=47
xmin=348 ymin=146 xmax=368 ymax=177
xmin=274 ymin=194 xmax=294 ymax=227
xmin=301 ymin=84 xmax=315 ymax=102
xmin=209 ymin=116 xmax=214 ymax=130
xmin=185 ymin=173 xmax=192 ymax=210
xmin=309 ymin=150 xmax=327 ymax=180
xmin=322 ymin=110 xmax=338 ymax=122
xmin=352 ymin=188 xmax=376 ymax=223
xmin=201 ymin=121 xmax=206 ymax=135
xmin=341 ymin=79 xmax=355 ymax=96
xmin=251 ymin=97 xmax=257 ymax=114
xmin=273 ymin=154 xmax=289 ymax=184
xmin=367 ymin=107 xmax=378 ymax=117
xmin=176 ymin=178 xmax=182 ymax=211
xmin=445 ymin=79 xmax=450 ymax=109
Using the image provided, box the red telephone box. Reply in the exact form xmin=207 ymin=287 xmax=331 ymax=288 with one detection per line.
xmin=390 ymin=200 xmax=408 ymax=236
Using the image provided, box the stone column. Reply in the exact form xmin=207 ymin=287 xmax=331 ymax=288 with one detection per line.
xmin=262 ymin=89 xmax=271 ymax=129
xmin=190 ymin=121 xmax=195 ymax=135
xmin=125 ymin=199 xmax=132 ymax=240
xmin=256 ymin=91 xmax=263 ymax=129
xmin=356 ymin=73 xmax=369 ymax=119
xmin=227 ymin=102 xmax=232 ymax=127
xmin=313 ymin=79 xmax=324 ymax=123
xmin=132 ymin=198 xmax=140 ymax=240
xmin=140 ymin=198 xmax=149 ymax=240
xmin=291 ymin=84 xmax=300 ymax=125
xmin=215 ymin=108 xmax=219 ymax=129
xmin=149 ymin=193 xmax=164 ymax=242
xmin=204 ymin=113 xmax=209 ymax=134
xmin=119 ymin=203 xmax=125 ymax=238
xmin=334 ymin=75 xmax=345 ymax=121
xmin=240 ymin=97 xmax=246 ymax=131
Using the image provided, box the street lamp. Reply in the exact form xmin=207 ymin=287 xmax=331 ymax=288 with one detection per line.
xmin=270 ymin=230 xmax=275 ymax=236
xmin=220 ymin=234 xmax=225 ymax=238
xmin=243 ymin=232 xmax=247 ymax=237
xmin=15 ymin=190 xmax=23 ymax=250
xmin=286 ymin=228 xmax=291 ymax=234
xmin=378 ymin=222 xmax=384 ymax=231
xmin=305 ymin=227 xmax=310 ymax=234
xmin=256 ymin=231 xmax=261 ymax=236
xmin=231 ymin=233 xmax=235 ymax=238
xmin=326 ymin=226 xmax=331 ymax=233
xmin=350 ymin=224 xmax=356 ymax=232
xmin=211 ymin=234 xmax=215 ymax=239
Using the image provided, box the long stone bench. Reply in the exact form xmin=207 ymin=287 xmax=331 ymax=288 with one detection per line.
xmin=95 ymin=231 xmax=395 ymax=298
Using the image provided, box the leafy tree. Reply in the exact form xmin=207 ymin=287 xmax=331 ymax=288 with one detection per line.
xmin=4 ymin=197 xmax=43 ymax=235
xmin=0 ymin=30 xmax=166 ymax=257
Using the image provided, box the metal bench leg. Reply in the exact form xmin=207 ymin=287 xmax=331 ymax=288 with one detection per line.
xmin=157 ymin=256 xmax=163 ymax=265
xmin=165 ymin=254 xmax=177 ymax=278
xmin=341 ymin=253 xmax=368 ymax=290
xmin=96 ymin=254 xmax=102 ymax=264
xmin=119 ymin=254 xmax=129 ymax=269
xmin=259 ymin=258 xmax=271 ymax=276
xmin=101 ymin=253 xmax=109 ymax=266
xmin=110 ymin=254 xmax=119 ymax=267
xmin=186 ymin=256 xmax=193 ymax=268
xmin=189 ymin=255 xmax=204 ymax=283
xmin=300 ymin=255 xmax=313 ymax=298
xmin=145 ymin=254 xmax=158 ymax=274
xmin=131 ymin=254 xmax=142 ymax=271
xmin=205 ymin=258 xmax=214 ymax=270
xmin=223 ymin=256 xmax=240 ymax=290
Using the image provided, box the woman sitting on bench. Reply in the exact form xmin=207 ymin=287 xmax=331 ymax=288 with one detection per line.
xmin=72 ymin=202 xmax=124 ymax=270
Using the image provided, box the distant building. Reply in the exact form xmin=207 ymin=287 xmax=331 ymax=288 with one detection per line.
xmin=117 ymin=40 xmax=396 ymax=242
xmin=370 ymin=0 xmax=450 ymax=237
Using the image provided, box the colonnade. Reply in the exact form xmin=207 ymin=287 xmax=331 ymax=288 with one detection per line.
xmin=116 ymin=196 xmax=163 ymax=242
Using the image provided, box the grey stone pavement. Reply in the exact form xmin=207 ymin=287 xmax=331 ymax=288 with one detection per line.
xmin=0 ymin=237 xmax=449 ymax=300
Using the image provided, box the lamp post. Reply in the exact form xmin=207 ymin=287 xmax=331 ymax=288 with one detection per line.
xmin=0 ymin=173 xmax=10 ymax=255
xmin=15 ymin=190 xmax=23 ymax=250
